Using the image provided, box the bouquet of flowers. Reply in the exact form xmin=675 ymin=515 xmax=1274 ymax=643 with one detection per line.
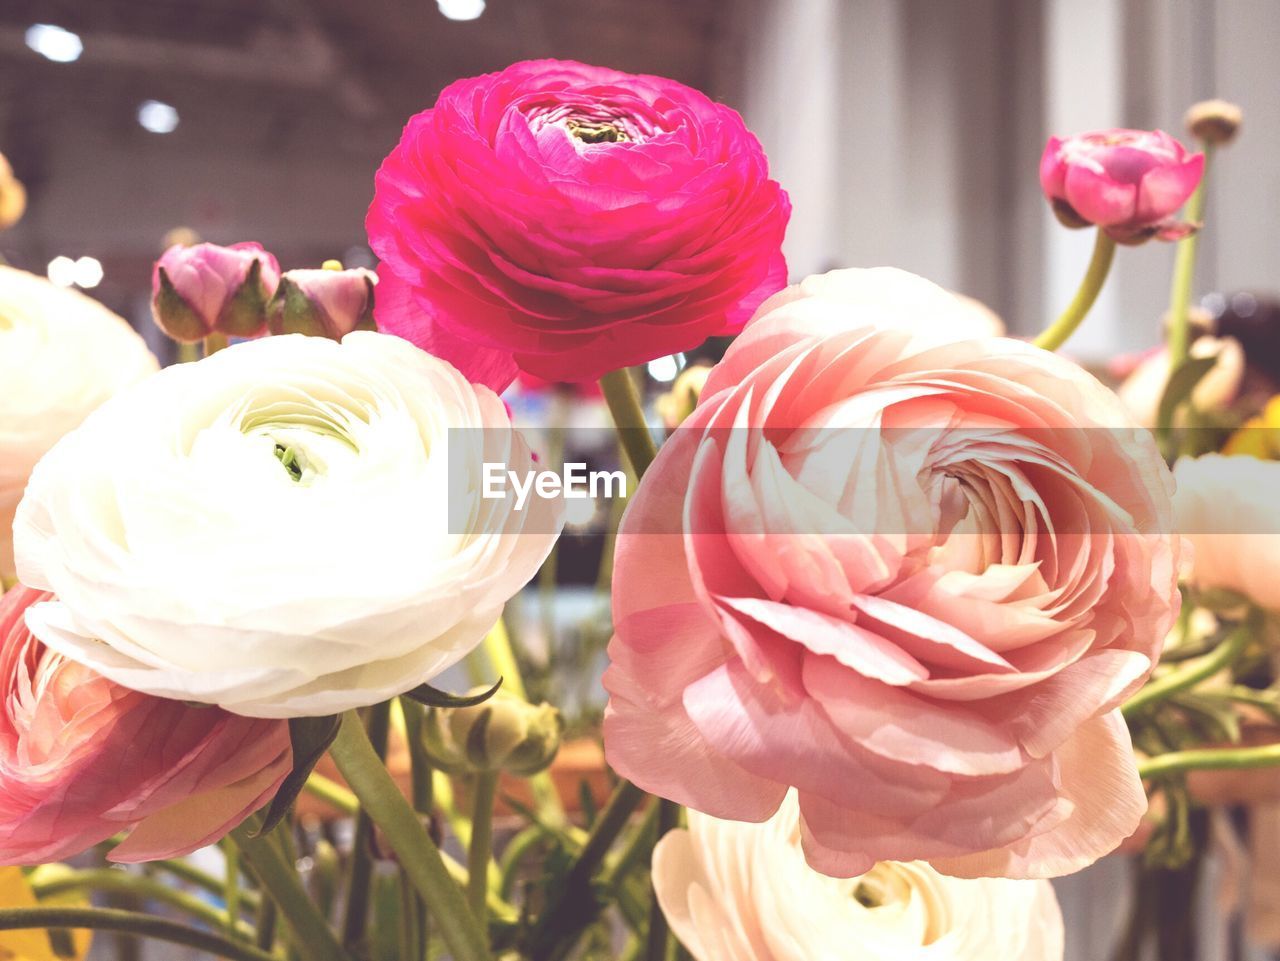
xmin=0 ymin=59 xmax=1267 ymax=961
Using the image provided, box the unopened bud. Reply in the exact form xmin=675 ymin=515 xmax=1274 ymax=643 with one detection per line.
xmin=421 ymin=689 xmax=563 ymax=776
xmin=1185 ymin=99 xmax=1243 ymax=146
xmin=267 ymin=265 xmax=376 ymax=340
xmin=150 ymin=242 xmax=280 ymax=342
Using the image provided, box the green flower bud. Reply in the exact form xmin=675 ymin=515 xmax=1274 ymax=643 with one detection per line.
xmin=422 ymin=689 xmax=563 ymax=776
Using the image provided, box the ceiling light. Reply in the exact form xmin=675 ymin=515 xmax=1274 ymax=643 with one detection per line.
xmin=647 ymin=354 xmax=681 ymax=383
xmin=26 ymin=24 xmax=82 ymax=63
xmin=47 ymin=256 xmax=77 ymax=288
xmin=138 ymin=100 xmax=179 ymax=134
xmin=74 ymin=256 xmax=103 ymax=289
xmin=437 ymin=0 xmax=485 ymax=21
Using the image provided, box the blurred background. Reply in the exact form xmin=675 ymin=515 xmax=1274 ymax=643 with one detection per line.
xmin=2 ymin=0 xmax=1279 ymax=362
xmin=2 ymin=1 xmax=1279 ymax=959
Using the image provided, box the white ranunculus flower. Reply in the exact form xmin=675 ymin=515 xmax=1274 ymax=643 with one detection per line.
xmin=1173 ymin=453 xmax=1280 ymax=610
xmin=14 ymin=332 xmax=561 ymax=718
xmin=0 ymin=266 xmax=158 ymax=583
xmin=653 ymin=793 xmax=1064 ymax=961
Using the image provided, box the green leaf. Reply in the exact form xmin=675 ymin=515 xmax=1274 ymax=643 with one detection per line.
xmin=254 ymin=715 xmax=342 ymax=836
xmin=401 ymin=677 xmax=503 ymax=709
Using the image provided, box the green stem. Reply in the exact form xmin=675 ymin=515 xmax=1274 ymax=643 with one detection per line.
xmin=643 ymin=801 xmax=681 ymax=961
xmin=599 ymin=368 xmax=658 ymax=476
xmin=499 ymin=825 xmax=550 ymax=899
xmin=329 ymin=710 xmax=491 ymax=961
xmin=343 ymin=702 xmax=391 ymax=952
xmin=302 ymin=772 xmax=359 ymax=817
xmin=526 ymin=779 xmax=649 ymax=961
xmin=1139 ymin=741 xmax=1280 ymax=780
xmin=1167 ymin=146 xmax=1214 ymax=369
xmin=399 ymin=696 xmax=433 ymax=960
xmin=204 ymin=332 xmax=230 ymax=357
xmin=0 ymin=907 xmax=277 ymax=961
xmin=1123 ymin=621 xmax=1252 ymax=718
xmin=230 ymin=822 xmax=350 ymax=961
xmin=30 ymin=869 xmax=249 ymax=937
xmin=1033 ymin=230 xmax=1117 ymax=352
xmin=468 ymin=772 xmax=500 ymax=925
xmin=148 ymin=859 xmax=257 ymax=909
xmin=254 ymin=896 xmax=278 ymax=955
xmin=223 ymin=840 xmax=243 ymax=939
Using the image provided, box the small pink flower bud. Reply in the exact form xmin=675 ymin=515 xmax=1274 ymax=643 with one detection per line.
xmin=150 ymin=242 xmax=281 ymax=342
xmin=1039 ymin=128 xmax=1204 ymax=244
xmin=267 ymin=262 xmax=377 ymax=340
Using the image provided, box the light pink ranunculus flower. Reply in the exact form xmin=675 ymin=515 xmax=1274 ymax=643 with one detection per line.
xmin=653 ymin=793 xmax=1065 ymax=961
xmin=151 ymin=242 xmax=281 ymax=341
xmin=604 ymin=268 xmax=1180 ymax=879
xmin=1039 ymin=129 xmax=1203 ymax=243
xmin=1173 ymin=454 xmax=1280 ymax=610
xmin=0 ymin=585 xmax=291 ymax=864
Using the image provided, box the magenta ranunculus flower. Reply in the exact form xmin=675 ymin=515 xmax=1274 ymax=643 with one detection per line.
xmin=1039 ymin=129 xmax=1204 ymax=243
xmin=151 ymin=242 xmax=281 ymax=342
xmin=0 ymin=585 xmax=292 ymax=864
xmin=604 ymin=268 xmax=1181 ymax=880
xmin=366 ymin=59 xmax=790 ymax=389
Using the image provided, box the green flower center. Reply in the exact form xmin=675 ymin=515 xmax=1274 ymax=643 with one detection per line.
xmin=566 ymin=118 xmax=629 ymax=143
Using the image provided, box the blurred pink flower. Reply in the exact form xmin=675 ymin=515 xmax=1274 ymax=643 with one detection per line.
xmin=0 ymin=585 xmax=291 ymax=864
xmin=604 ymin=268 xmax=1180 ymax=879
xmin=268 ymin=265 xmax=376 ymax=340
xmin=1039 ymin=129 xmax=1203 ymax=243
xmin=151 ymin=242 xmax=281 ymax=342
xmin=367 ymin=59 xmax=789 ymax=389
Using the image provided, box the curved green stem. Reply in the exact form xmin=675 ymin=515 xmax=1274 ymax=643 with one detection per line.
xmin=302 ymin=771 xmax=359 ymax=816
xmin=329 ymin=710 xmax=491 ymax=961
xmin=343 ymin=701 xmax=390 ymax=952
xmin=599 ymin=368 xmax=658 ymax=476
xmin=1167 ymin=146 xmax=1215 ymax=369
xmin=1123 ymin=621 xmax=1252 ymax=718
xmin=526 ymin=779 xmax=649 ymax=961
xmin=223 ymin=840 xmax=243 ymax=939
xmin=468 ymin=772 xmax=500 ymax=924
xmin=1033 ymin=230 xmax=1117 ymax=352
xmin=0 ymin=907 xmax=277 ymax=961
xmin=1139 ymin=741 xmax=1280 ymax=780
xmin=643 ymin=800 xmax=681 ymax=961
xmin=148 ymin=858 xmax=257 ymax=909
xmin=30 ymin=869 xmax=249 ymax=937
xmin=230 ymin=821 xmax=350 ymax=961
xmin=204 ymin=332 xmax=230 ymax=357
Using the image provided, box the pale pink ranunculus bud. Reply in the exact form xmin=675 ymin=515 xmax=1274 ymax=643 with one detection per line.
xmin=604 ymin=267 xmax=1181 ymax=880
xmin=1039 ymin=129 xmax=1204 ymax=244
xmin=1174 ymin=454 xmax=1280 ymax=611
xmin=267 ymin=263 xmax=376 ymax=340
xmin=0 ymin=585 xmax=291 ymax=864
xmin=1117 ymin=336 xmax=1245 ymax=428
xmin=151 ymin=241 xmax=281 ymax=342
xmin=653 ymin=793 xmax=1065 ymax=961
